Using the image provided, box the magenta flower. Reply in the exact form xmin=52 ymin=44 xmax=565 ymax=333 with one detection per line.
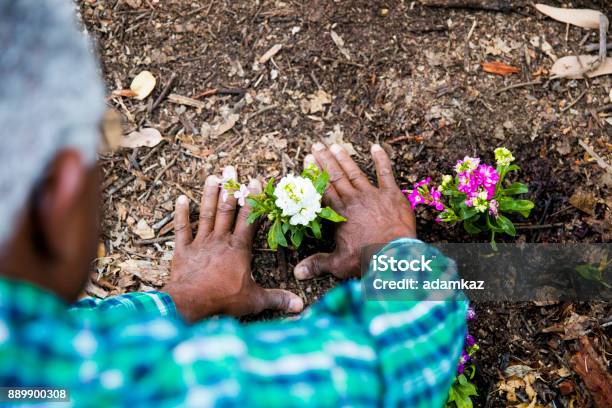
xmin=407 ymin=190 xmax=425 ymax=209
xmin=467 ymin=307 xmax=476 ymax=321
xmin=414 ymin=177 xmax=431 ymax=188
xmin=475 ymin=164 xmax=499 ymax=188
xmin=465 ymin=334 xmax=475 ymax=348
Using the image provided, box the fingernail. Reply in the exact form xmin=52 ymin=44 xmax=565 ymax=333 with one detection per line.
xmin=248 ymin=178 xmax=262 ymax=193
xmin=312 ymin=142 xmax=326 ymax=152
xmin=304 ymin=154 xmax=316 ymax=166
xmin=222 ymin=166 xmax=237 ymax=180
xmin=205 ymin=175 xmax=219 ymax=186
xmin=177 ymin=195 xmax=189 ymax=205
xmin=371 ymin=144 xmax=383 ymax=152
xmin=288 ymin=296 xmax=304 ymax=313
xmin=294 ymin=264 xmax=310 ymax=280
xmin=330 ymin=144 xmax=343 ymax=155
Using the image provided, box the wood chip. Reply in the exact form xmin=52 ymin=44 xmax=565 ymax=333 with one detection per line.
xmin=167 ymin=93 xmax=207 ymax=109
xmin=258 ymin=44 xmax=283 ymax=64
xmin=482 ymin=61 xmax=520 ymax=75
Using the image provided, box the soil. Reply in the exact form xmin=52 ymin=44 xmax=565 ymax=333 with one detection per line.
xmin=79 ymin=1 xmax=611 ymax=407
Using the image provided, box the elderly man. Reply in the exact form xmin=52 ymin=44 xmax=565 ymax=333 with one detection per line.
xmin=0 ymin=0 xmax=467 ymax=406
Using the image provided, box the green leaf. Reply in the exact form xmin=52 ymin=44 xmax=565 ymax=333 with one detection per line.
xmin=463 ymin=221 xmax=481 ymax=235
xmin=268 ymin=219 xmax=287 ymax=249
xmin=502 ymin=182 xmax=528 ymax=196
xmin=265 ymin=178 xmax=275 ymax=195
xmin=310 ymin=219 xmax=322 ymax=239
xmin=499 ymin=198 xmax=534 ymax=218
xmin=267 ymin=227 xmax=278 ymax=250
xmin=314 ymin=171 xmax=330 ymax=195
xmin=319 ymin=206 xmax=347 ymax=222
xmin=281 ymin=222 xmax=290 ymax=234
xmin=290 ymin=228 xmax=305 ymax=248
xmin=496 ymin=214 xmax=516 ymax=236
xmin=247 ymin=210 xmax=262 ymax=224
xmin=459 ymin=207 xmax=479 ymax=221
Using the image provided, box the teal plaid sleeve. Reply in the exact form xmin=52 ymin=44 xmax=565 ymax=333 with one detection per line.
xmin=70 ymin=291 xmax=178 ymax=319
xmin=0 ymin=239 xmax=467 ymax=407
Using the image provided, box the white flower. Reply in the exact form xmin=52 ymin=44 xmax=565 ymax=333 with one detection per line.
xmin=233 ymin=184 xmax=250 ymax=206
xmin=274 ymin=174 xmax=322 ymax=226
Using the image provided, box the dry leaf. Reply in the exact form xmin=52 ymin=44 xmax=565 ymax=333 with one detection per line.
xmin=542 ymin=312 xmax=593 ymax=340
xmin=306 ymin=90 xmax=332 ymax=113
xmin=100 ymin=108 xmax=123 ymax=152
xmin=117 ymin=259 xmax=169 ymax=284
xmin=322 ymin=124 xmax=357 ymax=155
xmin=535 ymin=4 xmax=607 ymax=30
xmin=330 ymin=30 xmax=351 ymax=60
xmin=119 ymin=128 xmax=163 ymax=149
xmin=569 ymin=190 xmax=597 ymax=216
xmin=482 ymin=61 xmax=520 ymax=75
xmin=550 ymin=56 xmax=612 ymax=79
xmin=125 ymin=0 xmax=142 ymax=8
xmin=570 ymin=336 xmax=612 ymax=408
xmin=258 ymin=44 xmax=283 ymax=64
xmin=504 ymin=365 xmax=534 ymax=379
xmin=130 ymin=70 xmax=156 ymax=100
xmin=132 ymin=219 xmax=155 ymax=240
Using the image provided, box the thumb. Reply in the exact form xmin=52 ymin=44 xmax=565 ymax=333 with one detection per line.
xmin=294 ymin=252 xmax=336 ymax=280
xmin=261 ymin=289 xmax=304 ymax=313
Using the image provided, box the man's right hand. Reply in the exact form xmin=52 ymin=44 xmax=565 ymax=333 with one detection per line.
xmin=294 ymin=143 xmax=417 ymax=281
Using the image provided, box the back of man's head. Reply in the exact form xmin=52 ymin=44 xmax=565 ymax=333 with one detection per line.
xmin=0 ymin=0 xmax=104 ymax=247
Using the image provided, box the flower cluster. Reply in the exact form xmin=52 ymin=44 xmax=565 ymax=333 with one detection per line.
xmin=404 ymin=148 xmax=534 ymax=246
xmin=223 ymin=164 xmax=346 ymax=250
xmin=446 ymin=307 xmax=479 ymax=408
xmin=274 ymin=174 xmax=322 ymax=226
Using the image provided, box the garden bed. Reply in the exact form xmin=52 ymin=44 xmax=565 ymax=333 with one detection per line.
xmin=80 ymin=1 xmax=611 ymax=406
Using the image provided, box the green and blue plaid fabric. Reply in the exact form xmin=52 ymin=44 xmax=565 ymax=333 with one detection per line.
xmin=0 ymin=239 xmax=467 ymax=407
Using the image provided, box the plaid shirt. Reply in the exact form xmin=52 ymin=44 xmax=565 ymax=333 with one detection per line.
xmin=0 ymin=239 xmax=467 ymax=407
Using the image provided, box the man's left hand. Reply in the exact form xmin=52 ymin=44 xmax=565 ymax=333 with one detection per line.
xmin=162 ymin=166 xmax=304 ymax=323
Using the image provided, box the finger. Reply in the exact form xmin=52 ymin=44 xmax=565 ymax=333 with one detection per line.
xmin=312 ymin=142 xmax=355 ymax=198
xmin=260 ymin=288 xmax=304 ymax=313
xmin=329 ymin=144 xmax=371 ymax=190
xmin=304 ymin=153 xmax=343 ymax=209
xmin=214 ymin=166 xmax=238 ymax=233
xmin=195 ymin=175 xmax=220 ymax=240
xmin=294 ymin=252 xmax=336 ymax=280
xmin=233 ymin=178 xmax=262 ymax=246
xmin=173 ymin=195 xmax=192 ymax=247
xmin=371 ymin=144 xmax=398 ymax=190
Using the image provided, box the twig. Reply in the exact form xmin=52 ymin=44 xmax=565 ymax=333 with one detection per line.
xmin=585 ymin=42 xmax=612 ymax=52
xmin=515 ymin=223 xmax=564 ymax=230
xmin=245 ymin=104 xmax=278 ymax=124
xmin=106 ymin=175 xmax=136 ymax=196
xmin=193 ymin=87 xmax=246 ymax=99
xmin=148 ymin=73 xmax=177 ymax=114
xmin=560 ymin=88 xmax=588 ymax=113
xmin=578 ymin=139 xmax=612 ymax=174
xmin=420 ymin=0 xmax=521 ymax=12
xmin=167 ymin=93 xmax=206 ymax=109
xmin=140 ymin=153 xmax=180 ymax=201
xmin=493 ymin=79 xmax=542 ymax=95
xmin=134 ymin=235 xmax=175 ymax=245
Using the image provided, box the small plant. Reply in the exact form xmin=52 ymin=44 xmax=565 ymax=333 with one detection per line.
xmin=222 ymin=164 xmax=346 ymax=250
xmin=446 ymin=307 xmax=479 ymax=408
xmin=404 ymin=148 xmax=534 ymax=247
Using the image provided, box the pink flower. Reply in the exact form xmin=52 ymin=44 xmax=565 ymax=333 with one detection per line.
xmin=407 ymin=190 xmax=424 ymax=209
xmin=233 ymin=184 xmax=250 ymax=206
xmin=475 ymin=164 xmax=499 ymax=188
xmin=489 ymin=199 xmax=499 ymax=217
xmin=414 ymin=177 xmax=431 ymax=188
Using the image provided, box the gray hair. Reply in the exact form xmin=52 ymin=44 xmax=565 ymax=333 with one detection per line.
xmin=0 ymin=0 xmax=104 ymax=246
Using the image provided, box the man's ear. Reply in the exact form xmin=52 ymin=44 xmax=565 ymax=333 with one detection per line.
xmin=34 ymin=149 xmax=88 ymax=260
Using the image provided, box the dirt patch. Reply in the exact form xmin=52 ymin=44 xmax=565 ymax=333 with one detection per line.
xmin=79 ymin=1 xmax=610 ymax=406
